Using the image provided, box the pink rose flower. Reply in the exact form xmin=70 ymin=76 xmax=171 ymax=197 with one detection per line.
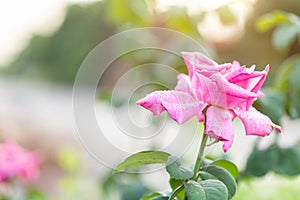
xmin=137 ymin=52 xmax=281 ymax=152
xmin=0 ymin=141 xmax=40 ymax=182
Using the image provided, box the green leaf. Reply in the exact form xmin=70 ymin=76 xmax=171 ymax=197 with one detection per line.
xmin=199 ymin=180 xmax=228 ymax=200
xmin=140 ymin=192 xmax=168 ymax=200
xmin=169 ymin=179 xmax=185 ymax=200
xmin=185 ymin=180 xmax=228 ymax=200
xmin=272 ymin=24 xmax=300 ymax=52
xmin=272 ymin=147 xmax=300 ymax=176
xmin=166 ymin=156 xmax=194 ymax=180
xmin=169 ymin=178 xmax=183 ymax=190
xmin=245 ymin=147 xmax=278 ymax=177
xmin=199 ymin=171 xmax=217 ymax=180
xmin=114 ymin=151 xmax=170 ymax=173
xmin=255 ymin=10 xmax=291 ymax=32
xmin=150 ymin=196 xmax=169 ymax=200
xmin=202 ymin=165 xmax=237 ymax=199
xmin=212 ymin=159 xmax=239 ymax=180
xmin=184 ymin=180 xmax=206 ymax=200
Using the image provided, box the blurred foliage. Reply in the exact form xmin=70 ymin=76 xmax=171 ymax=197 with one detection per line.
xmin=0 ymin=184 xmax=48 ymax=200
xmin=106 ymin=0 xmax=200 ymax=36
xmin=102 ymin=172 xmax=149 ymax=200
xmin=57 ymin=148 xmax=81 ymax=174
xmin=3 ymin=0 xmax=202 ymax=85
xmin=256 ymin=10 xmax=300 ymax=53
xmin=256 ymin=10 xmax=294 ymax=32
xmin=232 ymin=174 xmax=300 ymax=200
xmin=253 ymin=88 xmax=285 ymax=125
xmin=56 ymin=148 xmax=101 ymax=200
xmin=244 ymin=145 xmax=300 ymax=177
xmin=255 ymin=55 xmax=300 ymax=122
xmin=254 ymin=11 xmax=300 ymax=122
xmin=274 ymin=55 xmax=300 ymax=119
xmin=246 ymin=10 xmax=300 ymax=182
xmin=3 ymin=1 xmax=117 ymax=83
xmin=26 ymin=190 xmax=48 ymax=200
xmin=217 ymin=0 xmax=300 ymax=84
xmin=2 ymin=0 xmax=300 ymax=87
xmin=215 ymin=5 xmax=237 ymax=25
xmin=106 ymin=0 xmax=150 ymax=27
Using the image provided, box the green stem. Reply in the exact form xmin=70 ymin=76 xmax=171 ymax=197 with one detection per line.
xmin=193 ymin=106 xmax=209 ymax=179
xmin=169 ymin=107 xmax=210 ymax=200
xmin=168 ymin=131 xmax=209 ymax=199
xmin=168 ymin=184 xmax=184 ymax=200
xmin=193 ymin=133 xmax=208 ymax=179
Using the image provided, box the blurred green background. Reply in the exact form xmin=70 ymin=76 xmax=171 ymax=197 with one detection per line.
xmin=2 ymin=0 xmax=300 ymax=84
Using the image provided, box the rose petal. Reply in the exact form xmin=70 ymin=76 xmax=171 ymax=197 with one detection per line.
xmin=225 ymin=64 xmax=268 ymax=94
xmin=175 ymin=74 xmax=192 ymax=95
xmin=205 ymin=106 xmax=235 ymax=152
xmin=217 ymin=62 xmax=236 ymax=74
xmin=236 ymin=106 xmax=282 ymax=136
xmin=137 ymin=90 xmax=206 ymax=124
xmin=198 ymin=113 xmax=205 ymax=122
xmin=225 ymin=64 xmax=269 ymax=109
xmin=181 ymin=52 xmax=218 ymax=77
xmin=192 ymin=72 xmax=259 ymax=110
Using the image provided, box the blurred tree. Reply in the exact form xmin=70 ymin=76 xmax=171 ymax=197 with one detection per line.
xmin=3 ymin=0 xmax=204 ymax=84
xmin=105 ymin=0 xmax=200 ymax=37
xmin=3 ymin=1 xmax=117 ymax=83
xmin=4 ymin=0 xmax=300 ymax=85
